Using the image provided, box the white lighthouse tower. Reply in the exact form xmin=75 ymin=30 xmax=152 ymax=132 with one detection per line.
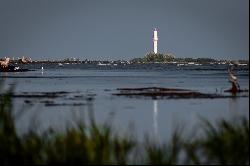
xmin=153 ymin=28 xmax=158 ymax=54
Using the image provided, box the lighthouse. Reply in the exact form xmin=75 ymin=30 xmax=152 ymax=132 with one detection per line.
xmin=153 ymin=28 xmax=158 ymax=54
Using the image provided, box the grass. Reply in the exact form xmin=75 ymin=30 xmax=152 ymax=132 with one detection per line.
xmin=0 ymin=87 xmax=249 ymax=165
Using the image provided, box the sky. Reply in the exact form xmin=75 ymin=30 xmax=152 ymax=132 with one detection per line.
xmin=0 ymin=0 xmax=249 ymax=60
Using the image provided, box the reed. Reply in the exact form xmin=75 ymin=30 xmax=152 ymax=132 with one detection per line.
xmin=0 ymin=87 xmax=249 ymax=165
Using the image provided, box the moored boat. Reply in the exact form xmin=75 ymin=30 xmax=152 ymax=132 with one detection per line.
xmin=0 ymin=65 xmax=29 ymax=72
xmin=1 ymin=57 xmax=29 ymax=72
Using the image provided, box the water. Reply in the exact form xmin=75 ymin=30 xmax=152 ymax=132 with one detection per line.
xmin=1 ymin=63 xmax=249 ymax=141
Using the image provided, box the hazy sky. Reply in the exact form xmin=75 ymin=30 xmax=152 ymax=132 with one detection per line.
xmin=0 ymin=0 xmax=249 ymax=60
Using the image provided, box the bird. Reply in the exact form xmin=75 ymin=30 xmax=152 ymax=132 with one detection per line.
xmin=226 ymin=64 xmax=240 ymax=93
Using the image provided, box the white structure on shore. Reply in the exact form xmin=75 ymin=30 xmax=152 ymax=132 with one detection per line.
xmin=153 ymin=28 xmax=158 ymax=54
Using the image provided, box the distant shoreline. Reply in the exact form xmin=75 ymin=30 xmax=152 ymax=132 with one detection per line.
xmin=7 ymin=58 xmax=249 ymax=66
xmin=1 ymin=54 xmax=249 ymax=66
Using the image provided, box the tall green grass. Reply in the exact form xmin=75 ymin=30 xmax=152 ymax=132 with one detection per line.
xmin=0 ymin=87 xmax=249 ymax=164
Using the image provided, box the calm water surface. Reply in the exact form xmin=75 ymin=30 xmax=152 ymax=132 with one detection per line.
xmin=1 ymin=63 xmax=249 ymax=140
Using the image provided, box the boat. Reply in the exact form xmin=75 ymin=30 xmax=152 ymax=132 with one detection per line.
xmin=97 ymin=62 xmax=107 ymax=66
xmin=0 ymin=64 xmax=29 ymax=72
xmin=0 ymin=57 xmax=29 ymax=72
xmin=18 ymin=56 xmax=31 ymax=64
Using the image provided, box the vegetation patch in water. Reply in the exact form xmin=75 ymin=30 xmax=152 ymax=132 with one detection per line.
xmin=113 ymin=87 xmax=249 ymax=99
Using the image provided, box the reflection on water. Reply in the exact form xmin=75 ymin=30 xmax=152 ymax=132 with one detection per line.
xmin=228 ymin=97 xmax=239 ymax=117
xmin=41 ymin=68 xmax=44 ymax=76
xmin=153 ymin=100 xmax=160 ymax=142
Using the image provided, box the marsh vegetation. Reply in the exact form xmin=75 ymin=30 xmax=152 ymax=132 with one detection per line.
xmin=0 ymin=86 xmax=249 ymax=165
